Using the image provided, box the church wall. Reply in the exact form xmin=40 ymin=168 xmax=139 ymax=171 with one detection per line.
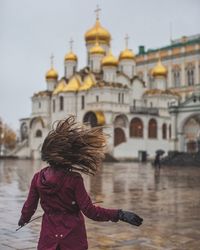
xmin=32 ymin=96 xmax=51 ymax=117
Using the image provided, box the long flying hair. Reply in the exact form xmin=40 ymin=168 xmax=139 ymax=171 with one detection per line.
xmin=41 ymin=116 xmax=107 ymax=175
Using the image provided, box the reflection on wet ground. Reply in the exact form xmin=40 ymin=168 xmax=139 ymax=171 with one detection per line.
xmin=0 ymin=160 xmax=200 ymax=249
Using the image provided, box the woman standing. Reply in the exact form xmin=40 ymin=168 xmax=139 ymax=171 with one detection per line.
xmin=18 ymin=116 xmax=143 ymax=250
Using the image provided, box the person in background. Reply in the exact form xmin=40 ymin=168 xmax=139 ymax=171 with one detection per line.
xmin=18 ymin=116 xmax=143 ymax=250
xmin=154 ymin=152 xmax=161 ymax=169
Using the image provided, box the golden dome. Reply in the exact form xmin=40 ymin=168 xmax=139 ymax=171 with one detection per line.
xmin=46 ymin=67 xmax=58 ymax=80
xmin=89 ymin=41 xmax=105 ymax=55
xmin=102 ymin=50 xmax=118 ymax=67
xmin=119 ymin=48 xmax=135 ymax=61
xmin=85 ymin=19 xmax=111 ymax=44
xmin=79 ymin=74 xmax=96 ymax=91
xmin=152 ymin=59 xmax=167 ymax=77
xmin=64 ymin=51 xmax=77 ymax=62
xmin=63 ymin=75 xmax=81 ymax=92
xmin=53 ymin=80 xmax=66 ymax=95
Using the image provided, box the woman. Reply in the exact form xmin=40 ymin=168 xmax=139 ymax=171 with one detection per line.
xmin=18 ymin=116 xmax=143 ymax=250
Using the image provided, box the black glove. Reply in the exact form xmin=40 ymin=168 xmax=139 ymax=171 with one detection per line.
xmin=18 ymin=216 xmax=26 ymax=227
xmin=118 ymin=210 xmax=143 ymax=226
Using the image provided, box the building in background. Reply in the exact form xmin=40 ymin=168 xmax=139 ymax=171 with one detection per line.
xmin=15 ymin=10 xmax=200 ymax=160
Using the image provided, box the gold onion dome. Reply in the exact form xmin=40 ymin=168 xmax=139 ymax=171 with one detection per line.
xmin=85 ymin=19 xmax=111 ymax=44
xmin=102 ymin=50 xmax=118 ymax=67
xmin=90 ymin=41 xmax=105 ymax=55
xmin=46 ymin=67 xmax=58 ymax=80
xmin=119 ymin=48 xmax=135 ymax=60
xmin=152 ymin=59 xmax=167 ymax=77
xmin=64 ymin=51 xmax=77 ymax=62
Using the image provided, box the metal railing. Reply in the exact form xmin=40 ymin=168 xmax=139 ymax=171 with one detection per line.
xmin=130 ymin=106 xmax=159 ymax=115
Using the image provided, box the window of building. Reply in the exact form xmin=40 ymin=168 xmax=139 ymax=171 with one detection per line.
xmin=162 ymin=123 xmax=167 ymax=139
xmin=38 ymin=102 xmax=41 ymax=108
xmin=118 ymin=93 xmax=121 ymax=103
xmin=53 ymin=99 xmax=55 ymax=112
xmin=35 ymin=129 xmax=42 ymax=137
xmin=81 ymin=95 xmax=85 ymax=109
xmin=90 ymin=61 xmax=93 ymax=71
xmin=96 ymin=95 xmax=99 ymax=102
xmin=186 ymin=63 xmax=195 ymax=86
xmin=173 ymin=66 xmax=181 ymax=87
xmin=73 ymin=65 xmax=76 ymax=74
xmin=130 ymin=118 xmax=143 ymax=138
xmin=122 ymin=93 xmax=124 ymax=104
xmin=59 ymin=96 xmax=64 ymax=111
xmin=133 ymin=99 xmax=136 ymax=108
xmin=169 ymin=124 xmax=171 ymax=139
xmin=148 ymin=118 xmax=157 ymax=139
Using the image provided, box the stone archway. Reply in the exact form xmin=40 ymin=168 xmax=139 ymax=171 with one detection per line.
xmin=83 ymin=111 xmax=105 ymax=127
xmin=183 ymin=115 xmax=200 ymax=153
xmin=113 ymin=114 xmax=128 ymax=147
xmin=114 ymin=128 xmax=126 ymax=146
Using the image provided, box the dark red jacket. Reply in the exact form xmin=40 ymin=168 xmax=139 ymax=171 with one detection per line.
xmin=21 ymin=166 xmax=119 ymax=250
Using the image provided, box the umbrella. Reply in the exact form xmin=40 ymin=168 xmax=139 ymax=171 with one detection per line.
xmin=156 ymin=149 xmax=165 ymax=155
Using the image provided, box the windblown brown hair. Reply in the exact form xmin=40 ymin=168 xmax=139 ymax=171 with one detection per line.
xmin=41 ymin=116 xmax=107 ymax=175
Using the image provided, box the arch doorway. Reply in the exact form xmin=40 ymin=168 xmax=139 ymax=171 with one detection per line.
xmin=183 ymin=116 xmax=200 ymax=153
xmin=83 ymin=111 xmax=105 ymax=127
xmin=114 ymin=128 xmax=126 ymax=146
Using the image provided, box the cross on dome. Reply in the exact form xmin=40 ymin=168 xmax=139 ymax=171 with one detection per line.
xmin=69 ymin=38 xmax=74 ymax=52
xmin=95 ymin=5 xmax=101 ymax=20
xmin=50 ymin=54 xmax=54 ymax=68
xmin=125 ymin=34 xmax=130 ymax=49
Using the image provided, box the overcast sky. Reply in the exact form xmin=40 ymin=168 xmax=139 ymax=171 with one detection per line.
xmin=0 ymin=0 xmax=200 ymax=130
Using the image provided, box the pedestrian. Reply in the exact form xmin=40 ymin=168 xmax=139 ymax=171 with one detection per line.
xmin=18 ymin=116 xmax=143 ymax=250
xmin=154 ymin=152 xmax=161 ymax=169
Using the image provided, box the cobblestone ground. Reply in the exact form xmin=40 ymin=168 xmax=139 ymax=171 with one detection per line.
xmin=0 ymin=159 xmax=200 ymax=250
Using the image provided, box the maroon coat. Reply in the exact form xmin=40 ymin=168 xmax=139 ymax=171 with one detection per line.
xmin=20 ymin=167 xmax=119 ymax=250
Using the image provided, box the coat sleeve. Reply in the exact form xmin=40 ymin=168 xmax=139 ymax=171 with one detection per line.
xmin=21 ymin=173 xmax=40 ymax=223
xmin=74 ymin=175 xmax=119 ymax=222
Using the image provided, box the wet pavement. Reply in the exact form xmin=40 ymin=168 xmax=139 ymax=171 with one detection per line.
xmin=0 ymin=159 xmax=200 ymax=250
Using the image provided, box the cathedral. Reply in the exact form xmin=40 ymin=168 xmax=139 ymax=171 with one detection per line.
xmin=17 ymin=10 xmax=200 ymax=160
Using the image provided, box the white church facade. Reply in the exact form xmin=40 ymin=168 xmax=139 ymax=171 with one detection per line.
xmin=17 ymin=13 xmax=200 ymax=160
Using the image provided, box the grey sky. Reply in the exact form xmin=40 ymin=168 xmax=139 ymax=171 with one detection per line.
xmin=0 ymin=0 xmax=200 ymax=130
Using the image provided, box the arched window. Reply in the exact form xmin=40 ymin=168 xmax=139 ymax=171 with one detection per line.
xmin=186 ymin=63 xmax=195 ymax=86
xmin=148 ymin=118 xmax=157 ymax=139
xmin=81 ymin=96 xmax=85 ymax=109
xmin=114 ymin=128 xmax=126 ymax=146
xmin=169 ymin=124 xmax=171 ymax=139
xmin=35 ymin=129 xmax=42 ymax=137
xmin=162 ymin=123 xmax=167 ymax=139
xmin=60 ymin=96 xmax=64 ymax=111
xmin=53 ymin=99 xmax=56 ymax=113
xmin=130 ymin=118 xmax=143 ymax=138
xmin=173 ymin=66 xmax=181 ymax=87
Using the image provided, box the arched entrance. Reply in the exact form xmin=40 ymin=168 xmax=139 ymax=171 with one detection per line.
xmin=83 ymin=111 xmax=105 ymax=127
xmin=183 ymin=115 xmax=200 ymax=153
xmin=113 ymin=114 xmax=128 ymax=146
xmin=114 ymin=128 xmax=126 ymax=146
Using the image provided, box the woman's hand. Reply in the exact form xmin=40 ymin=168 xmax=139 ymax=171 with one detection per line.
xmin=118 ymin=210 xmax=143 ymax=226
